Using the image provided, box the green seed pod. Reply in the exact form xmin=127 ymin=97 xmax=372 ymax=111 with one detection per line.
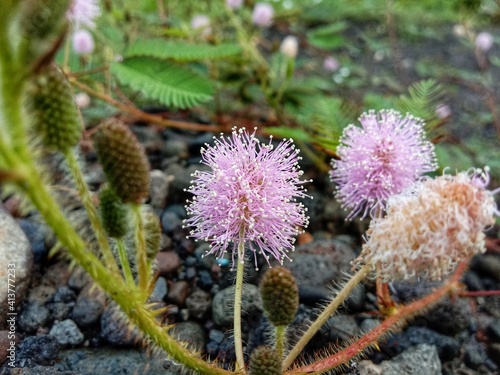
xmin=31 ymin=64 xmax=82 ymax=152
xmin=260 ymin=266 xmax=299 ymax=327
xmin=249 ymin=346 xmax=281 ymax=375
xmin=93 ymin=120 xmax=150 ymax=204
xmin=143 ymin=211 xmax=162 ymax=260
xmin=99 ymin=186 xmax=129 ymax=239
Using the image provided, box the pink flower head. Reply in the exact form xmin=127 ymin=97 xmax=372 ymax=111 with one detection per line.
xmin=252 ymin=3 xmax=274 ymax=27
xmin=191 ymin=15 xmax=211 ymax=37
xmin=72 ymin=29 xmax=95 ymax=55
xmin=226 ymin=0 xmax=243 ymax=10
xmin=475 ymin=31 xmax=494 ymax=52
xmin=323 ymin=56 xmax=340 ymax=72
xmin=330 ymin=109 xmax=437 ymax=220
xmin=184 ymin=127 xmax=310 ymax=270
xmin=67 ymin=0 xmax=100 ymax=29
xmin=354 ymin=168 xmax=499 ymax=281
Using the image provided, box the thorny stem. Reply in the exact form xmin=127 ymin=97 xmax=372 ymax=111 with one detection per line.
xmin=285 ymin=262 xmax=468 ymax=374
xmin=64 ymin=149 xmax=120 ymax=276
xmin=234 ymin=237 xmax=246 ymax=373
xmin=282 ymin=265 xmax=371 ymax=370
xmin=69 ymin=78 xmax=227 ymax=132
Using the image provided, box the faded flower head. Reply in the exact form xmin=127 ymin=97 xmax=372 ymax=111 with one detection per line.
xmin=67 ymin=0 xmax=100 ymax=29
xmin=330 ymin=109 xmax=437 ymax=220
xmin=184 ymin=127 xmax=310 ymax=269
xmin=475 ymin=31 xmax=494 ymax=52
xmin=354 ymin=168 xmax=499 ymax=281
xmin=72 ymin=29 xmax=95 ymax=55
xmin=252 ymin=3 xmax=274 ymax=27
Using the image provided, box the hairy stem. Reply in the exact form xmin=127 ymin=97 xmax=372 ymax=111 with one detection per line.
xmin=283 ymin=265 xmax=371 ymax=370
xmin=131 ymin=204 xmax=149 ymax=295
xmin=116 ymin=237 xmax=135 ymax=287
xmin=275 ymin=325 xmax=286 ymax=360
xmin=64 ymin=149 xmax=120 ymax=275
xmin=234 ymin=238 xmax=246 ymax=372
xmin=285 ymin=262 xmax=467 ymax=374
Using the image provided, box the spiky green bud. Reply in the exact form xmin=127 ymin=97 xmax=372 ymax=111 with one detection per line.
xmin=99 ymin=186 xmax=129 ymax=239
xmin=143 ymin=211 xmax=162 ymax=260
xmin=31 ymin=64 xmax=82 ymax=151
xmin=260 ymin=266 xmax=299 ymax=327
xmin=93 ymin=120 xmax=150 ymax=204
xmin=249 ymin=346 xmax=282 ymax=375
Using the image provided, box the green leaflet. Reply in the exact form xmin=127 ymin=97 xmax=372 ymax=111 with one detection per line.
xmin=124 ymin=39 xmax=242 ymax=61
xmin=110 ymin=57 xmax=214 ymax=109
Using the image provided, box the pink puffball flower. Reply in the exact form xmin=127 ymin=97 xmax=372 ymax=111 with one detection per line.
xmin=354 ymin=168 xmax=499 ymax=281
xmin=74 ymin=92 xmax=91 ymax=109
xmin=226 ymin=0 xmax=243 ymax=10
xmin=252 ymin=3 xmax=274 ymax=27
xmin=330 ymin=109 xmax=437 ymax=220
xmin=72 ymin=29 xmax=95 ymax=55
xmin=435 ymin=104 xmax=451 ymax=119
xmin=323 ymin=56 xmax=340 ymax=72
xmin=191 ymin=15 xmax=211 ymax=37
xmin=67 ymin=0 xmax=100 ymax=29
xmin=184 ymin=127 xmax=310 ymax=270
xmin=475 ymin=32 xmax=494 ymax=52
xmin=280 ymin=36 xmax=299 ymax=58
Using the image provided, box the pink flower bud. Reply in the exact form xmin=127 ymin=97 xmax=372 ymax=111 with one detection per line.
xmin=280 ymin=36 xmax=298 ymax=58
xmin=475 ymin=32 xmax=494 ymax=52
xmin=67 ymin=0 xmax=100 ymax=29
xmin=435 ymin=104 xmax=451 ymax=119
xmin=226 ymin=0 xmax=243 ymax=9
xmin=252 ymin=3 xmax=274 ymax=27
xmin=74 ymin=92 xmax=91 ymax=109
xmin=191 ymin=15 xmax=211 ymax=37
xmin=72 ymin=29 xmax=95 ymax=55
xmin=323 ymin=56 xmax=340 ymax=72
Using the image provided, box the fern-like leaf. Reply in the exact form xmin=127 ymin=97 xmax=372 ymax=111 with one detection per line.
xmin=125 ymin=39 xmax=242 ymax=61
xmin=110 ymin=57 xmax=214 ymax=109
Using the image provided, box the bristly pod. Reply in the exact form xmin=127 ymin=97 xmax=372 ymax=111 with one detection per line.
xmin=260 ymin=266 xmax=299 ymax=327
xmin=143 ymin=210 xmax=162 ymax=260
xmin=99 ymin=185 xmax=129 ymax=239
xmin=249 ymin=346 xmax=282 ymax=375
xmin=30 ymin=64 xmax=82 ymax=152
xmin=92 ymin=120 xmax=150 ymax=204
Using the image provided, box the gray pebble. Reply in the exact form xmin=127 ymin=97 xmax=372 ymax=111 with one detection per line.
xmin=19 ymin=301 xmax=51 ymax=333
xmin=49 ymin=319 xmax=84 ymax=347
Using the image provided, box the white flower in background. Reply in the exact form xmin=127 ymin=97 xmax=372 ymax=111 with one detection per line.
xmin=280 ymin=36 xmax=299 ymax=58
xmin=252 ymin=3 xmax=274 ymax=27
xmin=475 ymin=32 xmax=494 ymax=52
xmin=67 ymin=0 xmax=100 ymax=29
xmin=191 ymin=15 xmax=212 ymax=37
xmin=72 ymin=29 xmax=95 ymax=55
xmin=452 ymin=24 xmax=467 ymax=38
xmin=226 ymin=0 xmax=243 ymax=10
xmin=323 ymin=56 xmax=340 ymax=72
xmin=74 ymin=93 xmax=91 ymax=109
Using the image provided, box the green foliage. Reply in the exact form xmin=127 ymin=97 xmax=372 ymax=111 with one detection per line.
xmin=110 ymin=57 xmax=214 ymax=109
xmin=306 ymin=21 xmax=347 ymax=50
xmin=125 ymin=39 xmax=242 ymax=61
xmin=99 ymin=186 xmax=130 ymax=239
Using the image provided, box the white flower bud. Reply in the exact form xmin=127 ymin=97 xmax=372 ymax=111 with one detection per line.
xmin=280 ymin=36 xmax=299 ymax=58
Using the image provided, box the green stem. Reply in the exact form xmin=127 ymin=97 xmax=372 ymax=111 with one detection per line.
xmin=116 ymin=237 xmax=135 ymax=287
xmin=282 ymin=266 xmax=370 ymax=370
xmin=64 ymin=149 xmax=120 ymax=275
xmin=234 ymin=238 xmax=246 ymax=373
xmin=275 ymin=325 xmax=286 ymax=360
xmin=131 ymin=203 xmax=149 ymax=294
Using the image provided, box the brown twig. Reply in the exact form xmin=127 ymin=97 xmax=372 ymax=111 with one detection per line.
xmin=69 ymin=78 xmax=228 ymax=133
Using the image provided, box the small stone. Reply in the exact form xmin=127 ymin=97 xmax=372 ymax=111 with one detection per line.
xmin=327 ymin=314 xmax=359 ymax=343
xmin=156 ymin=251 xmax=181 ymax=276
xmin=161 ymin=211 xmax=182 ymax=235
xmin=43 ymin=261 xmax=71 ymax=288
xmin=151 ymin=277 xmax=168 ymax=301
xmin=149 ymin=170 xmax=172 ymax=210
xmin=28 ymin=285 xmax=56 ymax=304
xmin=360 ymin=318 xmax=380 ymax=333
xmin=18 ymin=301 xmax=51 ymax=333
xmin=487 ymin=319 xmax=500 ymax=343
xmin=464 ymin=342 xmax=486 ymax=370
xmin=71 ymin=284 xmax=106 ymax=328
xmin=167 ymin=281 xmax=190 ymax=306
xmin=18 ymin=218 xmax=48 ymax=264
xmin=470 ymin=254 xmax=500 ymax=282
xmin=68 ymin=267 xmax=91 ymax=292
xmin=358 ymin=360 xmax=383 ymax=375
xmin=170 ymin=321 xmax=206 ymax=352
xmin=379 ymin=344 xmax=441 ymax=375
xmin=52 ymin=286 xmax=77 ymax=303
xmin=197 ymin=270 xmax=214 ymax=290
xmin=186 ymin=289 xmax=211 ymax=320
xmin=212 ymin=284 xmax=262 ymax=326
xmin=15 ymin=335 xmax=60 ymax=367
xmin=209 ymin=329 xmax=225 ymax=344
xmin=0 ymin=209 xmax=33 ymax=329
xmin=100 ymin=305 xmax=141 ymax=346
xmin=49 ymin=319 xmax=84 ymax=347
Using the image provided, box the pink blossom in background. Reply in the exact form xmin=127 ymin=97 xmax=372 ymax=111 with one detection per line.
xmin=74 ymin=92 xmax=91 ymax=109
xmin=191 ymin=15 xmax=211 ymax=37
xmin=252 ymin=3 xmax=274 ymax=27
xmin=184 ymin=128 xmax=310 ymax=269
xmin=435 ymin=104 xmax=451 ymax=119
xmin=226 ymin=0 xmax=243 ymax=10
xmin=323 ymin=56 xmax=340 ymax=72
xmin=280 ymin=36 xmax=299 ymax=58
xmin=330 ymin=109 xmax=437 ymax=220
xmin=475 ymin=32 xmax=494 ymax=52
xmin=72 ymin=29 xmax=95 ymax=55
xmin=67 ymin=0 xmax=100 ymax=29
